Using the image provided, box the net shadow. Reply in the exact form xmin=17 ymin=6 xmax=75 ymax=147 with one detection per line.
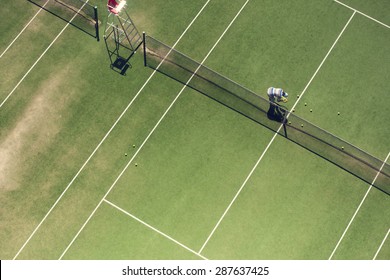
xmin=28 ymin=0 xmax=99 ymax=41
xmin=143 ymin=34 xmax=390 ymax=195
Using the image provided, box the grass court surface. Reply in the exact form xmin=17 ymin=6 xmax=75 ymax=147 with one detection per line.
xmin=0 ymin=0 xmax=389 ymax=260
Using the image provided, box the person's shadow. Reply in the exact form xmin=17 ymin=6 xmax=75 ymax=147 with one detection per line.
xmin=267 ymin=103 xmax=287 ymax=123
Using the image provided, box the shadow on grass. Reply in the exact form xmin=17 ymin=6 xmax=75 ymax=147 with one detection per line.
xmin=28 ymin=0 xmax=99 ymax=41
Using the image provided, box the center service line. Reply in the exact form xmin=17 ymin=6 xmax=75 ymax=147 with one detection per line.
xmin=104 ymin=199 xmax=208 ymax=260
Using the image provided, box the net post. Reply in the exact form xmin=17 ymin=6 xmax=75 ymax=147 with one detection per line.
xmin=143 ymin=32 xmax=147 ymax=67
xmin=283 ymin=122 xmax=288 ymax=138
xmin=94 ymin=6 xmax=100 ymax=41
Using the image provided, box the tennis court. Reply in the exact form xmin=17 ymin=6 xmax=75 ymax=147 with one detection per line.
xmin=0 ymin=0 xmax=389 ymax=260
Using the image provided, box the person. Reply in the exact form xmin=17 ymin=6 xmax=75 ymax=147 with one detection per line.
xmin=266 ymin=87 xmax=288 ymax=122
xmin=267 ymin=87 xmax=288 ymax=103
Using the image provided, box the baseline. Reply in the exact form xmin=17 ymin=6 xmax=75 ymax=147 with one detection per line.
xmin=13 ymin=0 xmax=212 ymax=260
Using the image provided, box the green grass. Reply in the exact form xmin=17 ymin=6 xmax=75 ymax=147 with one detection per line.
xmin=0 ymin=1 xmax=43 ymax=51
xmin=331 ymin=188 xmax=390 ymax=259
xmin=62 ymin=202 xmax=201 ymax=260
xmin=0 ymin=0 xmax=389 ymax=260
xmin=375 ymin=228 xmax=390 ymax=260
xmin=0 ymin=7 xmax=66 ymax=102
xmin=340 ymin=0 xmax=390 ymax=26
xmin=296 ymin=14 xmax=390 ymax=159
xmin=106 ymin=87 xmax=274 ymax=250
xmin=203 ymin=0 xmax=351 ymax=96
xmin=1 ymin=0 xmax=209 ymax=259
xmin=201 ymin=136 xmax=368 ymax=259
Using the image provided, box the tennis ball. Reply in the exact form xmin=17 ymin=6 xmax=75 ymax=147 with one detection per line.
xmin=135 ymin=163 xmax=138 ymax=167
xmin=132 ymin=144 xmax=136 ymax=148
xmin=125 ymin=153 xmax=127 ymax=156
xmin=338 ymin=112 xmax=340 ymax=115
xmin=301 ymin=124 xmax=304 ymax=127
xmin=310 ymin=109 xmax=313 ymax=112
xmin=297 ymin=95 xmax=300 ymax=98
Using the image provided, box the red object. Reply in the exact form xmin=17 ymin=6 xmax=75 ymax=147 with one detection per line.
xmin=107 ymin=0 xmax=119 ymax=14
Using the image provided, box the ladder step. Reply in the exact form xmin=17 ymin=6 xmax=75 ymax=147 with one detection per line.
xmin=130 ymin=33 xmax=141 ymax=43
xmin=105 ymin=9 xmax=142 ymax=51
xmin=118 ymin=28 xmax=137 ymax=39
xmin=125 ymin=25 xmax=137 ymax=35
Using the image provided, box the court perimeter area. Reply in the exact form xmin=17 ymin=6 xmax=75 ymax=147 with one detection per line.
xmin=0 ymin=0 xmax=389 ymax=260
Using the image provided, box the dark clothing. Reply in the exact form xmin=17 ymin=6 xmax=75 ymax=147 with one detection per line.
xmin=267 ymin=103 xmax=286 ymax=123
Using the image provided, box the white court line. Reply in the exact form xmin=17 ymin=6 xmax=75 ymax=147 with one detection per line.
xmin=334 ymin=0 xmax=390 ymax=29
xmin=58 ymin=0 xmax=250 ymax=260
xmin=373 ymin=228 xmax=390 ymax=260
xmin=198 ymin=11 xmax=356 ymax=254
xmin=0 ymin=1 xmax=91 ymax=109
xmin=329 ymin=151 xmax=390 ymax=260
xmin=13 ymin=0 xmax=212 ymax=260
xmin=0 ymin=0 xmax=50 ymax=59
xmin=104 ymin=199 xmax=208 ymax=260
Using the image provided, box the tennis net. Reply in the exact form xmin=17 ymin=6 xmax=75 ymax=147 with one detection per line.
xmin=143 ymin=34 xmax=390 ymax=195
